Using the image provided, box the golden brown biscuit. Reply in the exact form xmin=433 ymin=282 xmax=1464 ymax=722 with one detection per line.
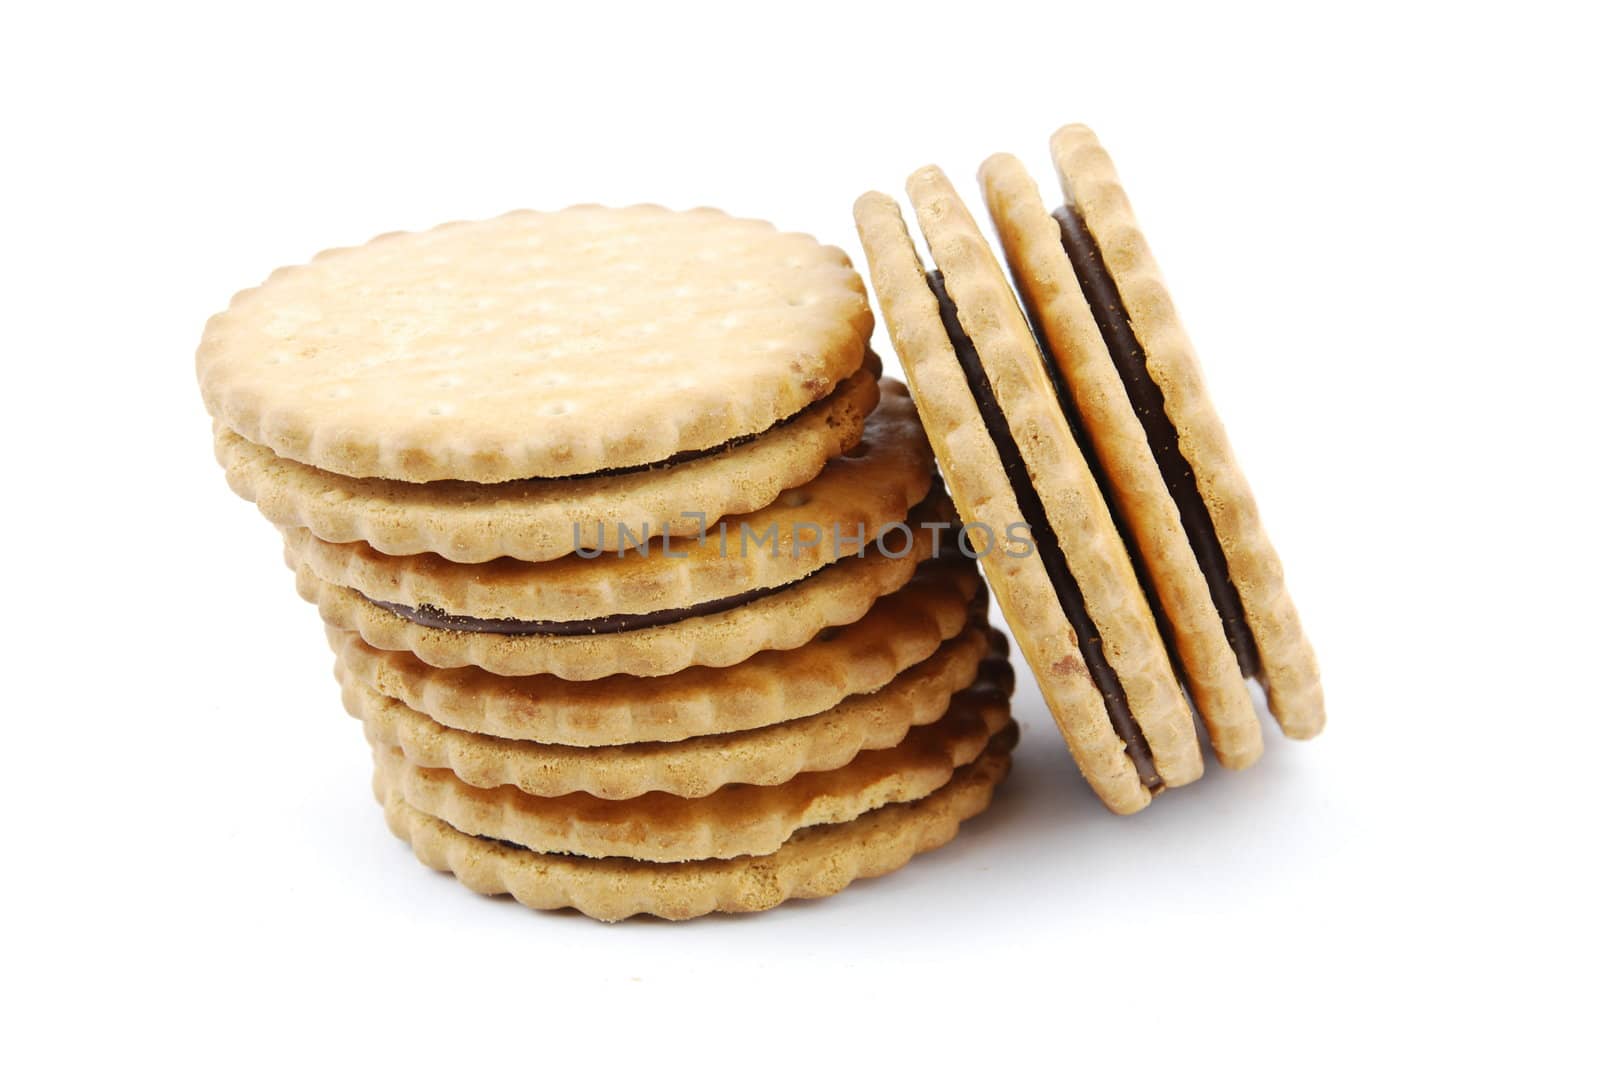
xmin=980 ymin=151 xmax=1264 ymax=767
xmin=214 ymin=360 xmax=880 ymax=564
xmin=376 ymin=732 xmax=1015 ymax=921
xmin=288 ymin=491 xmax=956 ymax=678
xmin=279 ymin=381 xmax=933 ymax=620
xmin=1044 ymin=125 xmax=1323 ymax=739
xmin=856 ymin=182 xmax=1198 ymax=814
xmin=371 ymin=664 xmax=1013 ymax=862
xmin=346 ymin=627 xmax=1004 ymax=800
xmin=198 ymin=206 xmax=872 ymax=482
xmin=327 ymin=558 xmax=984 ymax=744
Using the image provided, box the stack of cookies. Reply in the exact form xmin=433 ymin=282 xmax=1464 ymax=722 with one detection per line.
xmin=199 ymin=206 xmax=1015 ymax=920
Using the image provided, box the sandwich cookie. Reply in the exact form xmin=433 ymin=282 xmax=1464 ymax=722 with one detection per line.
xmin=372 ymin=671 xmax=1016 ymax=920
xmin=198 ymin=205 xmax=873 ymax=484
xmin=343 ymin=617 xmax=1005 ymax=801
xmin=290 ymin=501 xmax=950 ymax=679
xmin=370 ymin=657 xmax=1014 ymax=863
xmin=213 ymin=358 xmax=880 ymax=564
xmin=378 ymin=740 xmax=1012 ymax=922
xmin=980 ymin=128 xmax=1323 ymax=746
xmin=327 ymin=554 xmax=985 ymax=746
xmin=856 ymin=172 xmax=1202 ymax=815
xmin=284 ymin=385 xmax=957 ymax=679
xmin=281 ymin=383 xmax=931 ymax=624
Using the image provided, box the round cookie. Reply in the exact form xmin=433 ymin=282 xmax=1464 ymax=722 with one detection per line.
xmin=197 ymin=205 xmax=873 ymax=482
xmin=280 ymin=381 xmax=933 ymax=620
xmin=375 ymin=733 xmax=1015 ymax=921
xmin=328 ymin=558 xmax=985 ymax=744
xmin=214 ymin=360 xmax=880 ymax=564
xmin=980 ymin=151 xmax=1262 ymax=767
xmin=346 ymin=626 xmax=1004 ymax=800
xmin=288 ymin=492 xmax=956 ymax=678
xmin=1047 ymin=125 xmax=1324 ymax=739
xmin=855 ymin=185 xmax=1198 ymax=816
xmin=904 ymin=165 xmax=1198 ymax=795
xmin=372 ymin=666 xmax=1013 ymax=862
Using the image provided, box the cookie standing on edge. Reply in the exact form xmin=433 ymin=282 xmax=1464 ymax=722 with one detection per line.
xmin=856 ymin=174 xmax=1203 ymax=816
xmin=981 ymin=126 xmax=1324 ymax=750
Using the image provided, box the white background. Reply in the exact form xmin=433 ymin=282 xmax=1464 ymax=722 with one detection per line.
xmin=6 ymin=2 xmax=1596 ymax=1066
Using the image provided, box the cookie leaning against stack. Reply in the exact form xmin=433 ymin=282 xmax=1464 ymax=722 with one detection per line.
xmin=200 ymin=206 xmax=1014 ymax=920
xmin=855 ymin=126 xmax=1323 ymax=815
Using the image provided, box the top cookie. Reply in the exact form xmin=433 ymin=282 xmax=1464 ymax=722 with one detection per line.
xmin=197 ymin=206 xmax=873 ymax=482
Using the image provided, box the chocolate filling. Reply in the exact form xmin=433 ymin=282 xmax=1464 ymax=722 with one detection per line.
xmin=1052 ymin=206 xmax=1262 ymax=679
xmin=368 ymin=575 xmax=806 ymax=637
xmin=550 ymin=355 xmax=880 ymax=482
xmin=1006 ymin=251 xmax=1183 ymax=683
xmin=928 ymin=271 xmax=1162 ymax=791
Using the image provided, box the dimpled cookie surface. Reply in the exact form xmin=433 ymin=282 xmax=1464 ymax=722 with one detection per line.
xmin=198 ymin=206 xmax=872 ymax=482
